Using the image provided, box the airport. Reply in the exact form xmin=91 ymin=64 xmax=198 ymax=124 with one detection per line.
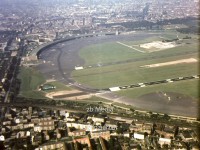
xmin=0 ymin=0 xmax=199 ymax=149
xmin=30 ymin=31 xmax=199 ymax=118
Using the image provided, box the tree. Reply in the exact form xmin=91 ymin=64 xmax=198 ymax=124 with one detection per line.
xmin=151 ymin=123 xmax=157 ymax=135
xmin=163 ymin=114 xmax=170 ymax=121
xmin=116 ymin=127 xmax=123 ymax=134
xmin=151 ymin=113 xmax=158 ymax=120
xmin=124 ymin=137 xmax=130 ymax=143
xmin=0 ymin=142 xmax=5 ymax=150
xmin=109 ymin=138 xmax=114 ymax=150
xmin=131 ymin=120 xmax=135 ymax=125
xmin=174 ymin=126 xmax=179 ymax=137
xmin=137 ymin=144 xmax=142 ymax=150
xmin=96 ymin=139 xmax=102 ymax=150
xmin=162 ymin=144 xmax=169 ymax=149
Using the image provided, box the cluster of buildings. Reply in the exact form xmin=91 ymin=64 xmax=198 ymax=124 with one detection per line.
xmin=0 ymin=105 xmax=199 ymax=149
xmin=0 ymin=0 xmax=198 ymax=58
xmin=0 ymin=0 xmax=199 ymax=36
xmin=0 ymin=32 xmax=21 ymax=103
xmin=145 ymin=0 xmax=199 ymax=21
xmin=0 ymin=0 xmax=198 ymax=59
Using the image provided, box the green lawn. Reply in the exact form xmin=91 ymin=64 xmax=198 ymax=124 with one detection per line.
xmin=18 ymin=67 xmax=46 ymax=98
xmin=44 ymin=81 xmax=72 ymax=93
xmin=121 ymin=36 xmax=161 ymax=45
xmin=117 ymin=79 xmax=199 ymax=99
xmin=73 ymin=31 xmax=198 ymax=90
xmin=79 ymin=42 xmax=141 ymax=66
xmin=19 ymin=91 xmax=46 ymax=99
xmin=78 ymin=36 xmax=198 ymax=66
xmin=72 ymin=53 xmax=198 ymax=89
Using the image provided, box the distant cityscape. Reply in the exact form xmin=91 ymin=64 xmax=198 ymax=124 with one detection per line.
xmin=0 ymin=0 xmax=199 ymax=149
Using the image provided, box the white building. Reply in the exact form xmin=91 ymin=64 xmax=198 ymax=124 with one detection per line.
xmin=134 ymin=132 xmax=144 ymax=140
xmin=0 ymin=135 xmax=5 ymax=141
xmin=92 ymin=117 xmax=105 ymax=123
xmin=159 ymin=138 xmax=171 ymax=145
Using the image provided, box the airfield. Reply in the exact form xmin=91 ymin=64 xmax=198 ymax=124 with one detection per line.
xmin=35 ymin=31 xmax=199 ymax=117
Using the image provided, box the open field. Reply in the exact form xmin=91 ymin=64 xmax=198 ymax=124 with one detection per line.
xmin=44 ymin=81 xmax=72 ymax=93
xmin=17 ymin=67 xmax=77 ymax=99
xmin=71 ymin=32 xmax=199 ymax=101
xmin=79 ymin=42 xmax=142 ymax=66
xmin=18 ymin=67 xmax=46 ymax=99
xmin=72 ymin=53 xmax=198 ymax=89
xmin=78 ymin=38 xmax=198 ymax=67
xmin=117 ymin=79 xmax=199 ymax=99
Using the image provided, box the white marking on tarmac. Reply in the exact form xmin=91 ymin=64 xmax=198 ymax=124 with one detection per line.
xmin=116 ymin=41 xmax=145 ymax=53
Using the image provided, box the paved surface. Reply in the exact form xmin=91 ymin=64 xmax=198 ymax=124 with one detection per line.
xmin=35 ymin=33 xmax=199 ymax=117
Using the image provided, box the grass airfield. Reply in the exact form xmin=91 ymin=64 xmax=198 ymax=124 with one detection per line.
xmin=72 ymin=31 xmax=199 ymax=99
xmin=18 ymin=30 xmax=199 ymax=116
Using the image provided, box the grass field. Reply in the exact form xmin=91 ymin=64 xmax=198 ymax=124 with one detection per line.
xmin=44 ymin=81 xmax=72 ymax=93
xmin=73 ymin=62 xmax=198 ymax=89
xmin=72 ymin=31 xmax=199 ymax=99
xmin=18 ymin=67 xmax=46 ymax=99
xmin=79 ymin=37 xmax=198 ymax=66
xmin=79 ymin=42 xmax=141 ymax=66
xmin=17 ymin=67 xmax=73 ymax=98
xmin=73 ymin=52 xmax=198 ymax=88
xmin=117 ymin=79 xmax=199 ymax=99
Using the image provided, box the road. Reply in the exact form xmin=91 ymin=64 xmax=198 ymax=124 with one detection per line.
xmin=4 ymin=40 xmax=23 ymax=103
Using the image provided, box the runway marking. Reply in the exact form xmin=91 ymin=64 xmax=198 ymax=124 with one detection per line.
xmin=116 ymin=41 xmax=145 ymax=53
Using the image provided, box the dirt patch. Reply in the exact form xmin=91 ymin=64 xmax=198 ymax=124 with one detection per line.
xmin=46 ymin=79 xmax=56 ymax=83
xmin=60 ymin=94 xmax=92 ymax=100
xmin=46 ymin=90 xmax=92 ymax=100
xmin=139 ymin=41 xmax=176 ymax=52
xmin=141 ymin=58 xmax=197 ymax=68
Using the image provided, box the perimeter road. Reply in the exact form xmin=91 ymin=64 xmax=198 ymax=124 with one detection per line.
xmin=116 ymin=41 xmax=145 ymax=53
